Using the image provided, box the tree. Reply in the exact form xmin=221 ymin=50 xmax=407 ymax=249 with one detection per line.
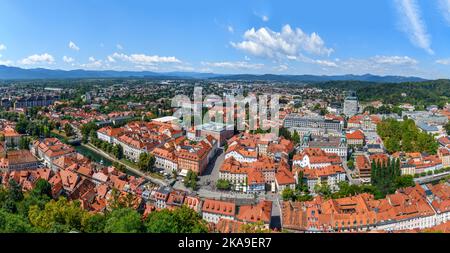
xmin=314 ymin=183 xmax=332 ymax=198
xmin=137 ymin=153 xmax=155 ymax=172
xmin=64 ymin=123 xmax=74 ymax=137
xmin=281 ymin=188 xmax=295 ymax=201
xmin=445 ymin=122 xmax=450 ymax=135
xmin=81 ymin=213 xmax=106 ymax=233
xmin=394 ymin=175 xmax=415 ymax=189
xmin=377 ymin=118 xmax=438 ymax=154
xmin=32 ymin=179 xmax=52 ymax=198
xmin=184 ymin=170 xmax=198 ymax=190
xmin=216 ymin=179 xmax=231 ymax=190
xmin=296 ymin=194 xmax=313 ymax=202
xmin=15 ymin=118 xmax=29 ymax=134
xmin=19 ymin=137 xmax=31 ymax=150
xmin=279 ymin=127 xmax=291 ymax=140
xmin=89 ymin=129 xmax=97 ymax=142
xmin=296 ymin=171 xmax=303 ymax=188
xmin=291 ymin=130 xmax=300 ymax=145
xmin=370 ymin=158 xmax=403 ymax=199
xmin=8 ymin=179 xmax=24 ymax=202
xmin=104 ymin=208 xmax=144 ymax=233
xmin=81 ymin=122 xmax=99 ymax=143
xmin=347 ymin=159 xmax=355 ymax=170
xmin=385 ymin=138 xmax=401 ymax=154
xmin=0 ymin=209 xmax=34 ymax=233
xmin=240 ymin=221 xmax=270 ymax=233
xmin=112 ymin=161 xmax=126 ymax=173
xmin=145 ymin=206 xmax=208 ymax=233
xmin=28 ymin=197 xmax=86 ymax=232
xmin=113 ymin=144 xmax=123 ymax=160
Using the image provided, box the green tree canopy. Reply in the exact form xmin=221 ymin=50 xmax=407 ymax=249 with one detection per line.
xmin=104 ymin=208 xmax=144 ymax=233
xmin=145 ymin=206 xmax=208 ymax=233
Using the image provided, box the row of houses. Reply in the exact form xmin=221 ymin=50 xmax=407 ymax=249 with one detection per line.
xmin=1 ymin=153 xmax=147 ymax=213
xmin=281 ymin=182 xmax=450 ymax=232
xmin=97 ymin=121 xmax=183 ymax=162
xmin=144 ymin=186 xmax=273 ymax=230
xmin=292 ymin=148 xmax=347 ymax=192
xmin=353 ymin=150 xmax=450 ymax=183
xmin=151 ymin=135 xmax=218 ymax=175
xmin=219 ymin=133 xmax=296 ymax=193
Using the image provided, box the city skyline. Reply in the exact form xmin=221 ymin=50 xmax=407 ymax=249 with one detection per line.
xmin=2 ymin=0 xmax=450 ymax=79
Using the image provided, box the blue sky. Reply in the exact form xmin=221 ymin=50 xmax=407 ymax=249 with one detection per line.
xmin=1 ymin=0 xmax=450 ymax=78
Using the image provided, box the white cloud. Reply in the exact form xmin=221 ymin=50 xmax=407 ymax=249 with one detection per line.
xmin=231 ymin=25 xmax=333 ymax=60
xmin=62 ymin=56 xmax=74 ymax=63
xmin=370 ymin=55 xmax=418 ymax=65
xmin=436 ymin=58 xmax=450 ymax=65
xmin=314 ymin=55 xmax=420 ymax=75
xmin=287 ymin=54 xmax=339 ymax=67
xmin=274 ymin=64 xmax=289 ymax=72
xmin=110 ymin=52 xmax=181 ymax=64
xmin=201 ymin=61 xmax=264 ymax=70
xmin=107 ymin=56 xmax=116 ymax=63
xmin=314 ymin=59 xmax=338 ymax=67
xmin=227 ymin=25 xmax=234 ymax=33
xmin=20 ymin=53 xmax=55 ymax=65
xmin=0 ymin=58 xmax=13 ymax=66
xmin=68 ymin=41 xmax=80 ymax=51
xmin=395 ymin=0 xmax=433 ymax=54
xmin=116 ymin=44 xmax=124 ymax=50
xmin=81 ymin=57 xmax=103 ymax=68
xmin=439 ymin=0 xmax=450 ymax=25
xmin=262 ymin=15 xmax=269 ymax=22
xmin=0 ymin=44 xmax=6 ymax=51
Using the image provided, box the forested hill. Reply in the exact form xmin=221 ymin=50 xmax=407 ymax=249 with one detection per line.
xmin=0 ymin=65 xmax=427 ymax=82
xmin=309 ymin=79 xmax=450 ymax=107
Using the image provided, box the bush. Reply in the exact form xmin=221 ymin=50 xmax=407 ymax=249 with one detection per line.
xmin=216 ymin=179 xmax=231 ymax=191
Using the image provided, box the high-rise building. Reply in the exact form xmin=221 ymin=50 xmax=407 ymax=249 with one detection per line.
xmin=343 ymin=91 xmax=359 ymax=117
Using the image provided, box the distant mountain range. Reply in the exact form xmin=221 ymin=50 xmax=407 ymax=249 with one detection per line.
xmin=0 ymin=65 xmax=220 ymax=80
xmin=0 ymin=65 xmax=428 ymax=83
xmin=210 ymin=73 xmax=428 ymax=83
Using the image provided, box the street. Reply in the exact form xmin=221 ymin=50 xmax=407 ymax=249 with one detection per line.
xmin=81 ymin=143 xmax=169 ymax=186
xmin=198 ymin=147 xmax=225 ymax=189
xmin=343 ymin=159 xmax=362 ymax=185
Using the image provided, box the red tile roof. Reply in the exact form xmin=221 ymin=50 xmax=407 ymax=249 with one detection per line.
xmin=202 ymin=199 xmax=236 ymax=216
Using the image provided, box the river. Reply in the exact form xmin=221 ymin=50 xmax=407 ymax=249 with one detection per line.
xmin=74 ymin=144 xmax=113 ymax=167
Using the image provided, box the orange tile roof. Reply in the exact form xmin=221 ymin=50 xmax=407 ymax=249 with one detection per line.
xmin=216 ymin=219 xmax=246 ymax=233
xmin=1 ymin=150 xmax=38 ymax=166
xmin=236 ymin=200 xmax=272 ymax=224
xmin=248 ymin=170 xmax=265 ymax=185
xmin=202 ymin=199 xmax=236 ymax=216
xmin=301 ymin=165 xmax=346 ymax=180
xmin=59 ymin=168 xmax=79 ymax=192
xmin=346 ymin=130 xmax=365 ymax=140
xmin=275 ymin=168 xmax=295 ymax=185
